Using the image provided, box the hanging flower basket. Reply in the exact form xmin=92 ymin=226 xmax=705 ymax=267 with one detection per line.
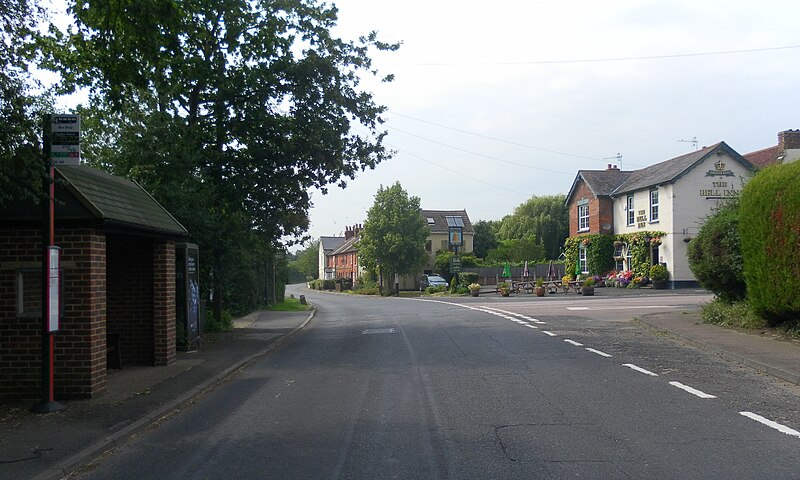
xmin=582 ymin=238 xmax=591 ymax=246
xmin=650 ymin=237 xmax=662 ymax=247
xmin=613 ymin=255 xmax=624 ymax=261
xmin=613 ymin=240 xmax=624 ymax=248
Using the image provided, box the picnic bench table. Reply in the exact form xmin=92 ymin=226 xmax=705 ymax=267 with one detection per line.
xmin=542 ymin=280 xmax=584 ymax=294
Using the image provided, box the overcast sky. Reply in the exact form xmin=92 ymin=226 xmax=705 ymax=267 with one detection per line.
xmin=294 ymin=0 xmax=800 ymax=249
xmin=46 ymin=1 xmax=800 ymax=251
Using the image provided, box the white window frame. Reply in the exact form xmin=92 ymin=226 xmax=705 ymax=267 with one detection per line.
xmin=650 ymin=188 xmax=659 ymax=223
xmin=579 ymin=245 xmax=588 ymax=274
xmin=626 ymin=194 xmax=635 ymax=226
xmin=577 ymin=203 xmax=589 ymax=232
xmin=614 ymin=244 xmax=625 ymax=272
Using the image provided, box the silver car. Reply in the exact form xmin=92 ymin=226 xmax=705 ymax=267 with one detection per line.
xmin=420 ymin=274 xmax=449 ymax=291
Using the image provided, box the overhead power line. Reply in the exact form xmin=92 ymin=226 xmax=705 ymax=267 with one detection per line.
xmin=384 ymin=44 xmax=800 ymax=66
xmin=388 ymin=111 xmax=599 ymax=161
xmin=388 ymin=125 xmax=576 ymax=175
xmin=387 ymin=143 xmax=529 ymax=196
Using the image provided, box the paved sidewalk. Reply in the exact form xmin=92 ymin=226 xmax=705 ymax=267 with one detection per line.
xmin=639 ymin=310 xmax=800 ymax=385
xmin=0 ymin=309 xmax=313 ymax=480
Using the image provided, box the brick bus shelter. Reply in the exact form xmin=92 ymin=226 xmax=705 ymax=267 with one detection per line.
xmin=0 ymin=165 xmax=188 ymax=399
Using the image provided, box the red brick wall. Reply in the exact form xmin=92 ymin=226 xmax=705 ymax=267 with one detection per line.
xmin=0 ymin=227 xmax=107 ymax=399
xmin=568 ymin=180 xmax=616 ymax=236
xmin=152 ymin=239 xmax=176 ymax=366
xmin=1 ymin=226 xmax=177 ymax=399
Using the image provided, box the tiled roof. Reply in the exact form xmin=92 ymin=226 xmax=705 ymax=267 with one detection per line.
xmin=579 ymin=170 xmax=632 ymax=196
xmin=330 ymin=235 xmax=358 ymax=255
xmin=744 ymin=145 xmax=781 ymax=168
xmin=611 ymin=142 xmax=754 ymax=196
xmin=56 ymin=165 xmax=187 ymax=237
xmin=320 ymin=236 xmax=346 ymax=252
xmin=420 ymin=209 xmax=474 ymax=234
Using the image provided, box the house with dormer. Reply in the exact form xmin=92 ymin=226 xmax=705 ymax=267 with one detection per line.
xmin=420 ymin=209 xmax=474 ymax=274
xmin=565 ymin=142 xmax=755 ymax=287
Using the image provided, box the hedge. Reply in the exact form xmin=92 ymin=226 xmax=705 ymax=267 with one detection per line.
xmin=739 ymin=161 xmax=800 ymax=324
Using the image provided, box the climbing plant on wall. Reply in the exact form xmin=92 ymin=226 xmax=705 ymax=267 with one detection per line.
xmin=565 ymin=231 xmax=665 ymax=277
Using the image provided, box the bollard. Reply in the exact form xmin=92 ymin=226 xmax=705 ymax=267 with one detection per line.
xmin=299 ymin=295 xmax=306 ymax=305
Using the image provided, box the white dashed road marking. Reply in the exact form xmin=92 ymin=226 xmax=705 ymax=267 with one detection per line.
xmin=585 ymin=348 xmax=612 ymax=358
xmin=622 ymin=363 xmax=659 ymax=376
xmin=567 ymin=307 xmax=589 ymax=311
xmin=542 ymin=331 xmax=557 ymax=337
xmin=669 ymin=381 xmax=716 ymax=399
xmin=564 ymin=339 xmax=583 ymax=346
xmin=740 ymin=412 xmax=800 ymax=438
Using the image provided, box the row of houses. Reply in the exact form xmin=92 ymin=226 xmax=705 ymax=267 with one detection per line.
xmin=319 ymin=129 xmax=799 ymax=288
xmin=319 ymin=210 xmax=475 ymax=289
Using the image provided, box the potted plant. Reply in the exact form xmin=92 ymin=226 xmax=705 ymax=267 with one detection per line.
xmin=581 ymin=276 xmax=596 ymax=296
xmin=650 ymin=236 xmax=662 ymax=247
xmin=649 ymin=264 xmax=669 ymax=289
xmin=534 ymin=278 xmax=546 ymax=297
xmin=468 ymin=283 xmax=481 ymax=297
xmin=498 ymin=281 xmax=511 ymax=297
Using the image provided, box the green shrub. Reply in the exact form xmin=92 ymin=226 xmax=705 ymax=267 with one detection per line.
xmin=700 ymin=298 xmax=766 ymax=330
xmin=649 ymin=264 xmax=669 ymax=281
xmin=459 ymin=272 xmax=480 ymax=286
xmin=204 ymin=309 xmax=233 ymax=332
xmin=425 ymin=285 xmax=448 ymax=294
xmin=322 ymin=279 xmax=335 ymax=290
xmin=687 ymin=199 xmax=746 ymax=303
xmin=739 ymin=162 xmax=800 ymax=324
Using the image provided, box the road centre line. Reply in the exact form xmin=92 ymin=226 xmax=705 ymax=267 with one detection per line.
xmin=740 ymin=412 xmax=800 ymax=438
xmin=622 ymin=363 xmax=659 ymax=376
xmin=567 ymin=307 xmax=589 ymax=311
xmin=542 ymin=331 xmax=557 ymax=337
xmin=524 ymin=324 xmax=538 ymax=329
xmin=564 ymin=339 xmax=583 ymax=346
xmin=585 ymin=348 xmax=613 ymax=358
xmin=669 ymin=381 xmax=716 ymax=399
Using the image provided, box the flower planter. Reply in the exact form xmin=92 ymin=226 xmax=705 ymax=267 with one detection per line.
xmin=470 ymin=289 xmax=480 ymax=297
xmin=652 ymin=280 xmax=667 ymax=290
xmin=500 ymin=288 xmax=510 ymax=297
xmin=581 ymin=286 xmax=595 ymax=296
xmin=535 ymin=286 xmax=546 ymax=297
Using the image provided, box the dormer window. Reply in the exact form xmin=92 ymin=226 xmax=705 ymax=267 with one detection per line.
xmin=445 ymin=216 xmax=464 ymax=227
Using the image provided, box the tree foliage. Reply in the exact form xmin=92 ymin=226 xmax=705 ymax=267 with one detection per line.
xmin=687 ymin=199 xmax=746 ymax=303
xmin=486 ymin=238 xmax=545 ymax=263
xmin=43 ymin=0 xmax=396 ymax=317
xmin=739 ymin=162 xmax=800 ymax=324
xmin=289 ymin=240 xmax=319 ymax=282
xmin=0 ymin=0 xmax=52 ymax=207
xmin=472 ymin=219 xmax=498 ymax=258
xmin=358 ymin=183 xmax=428 ymax=290
xmin=497 ymin=194 xmax=568 ymax=260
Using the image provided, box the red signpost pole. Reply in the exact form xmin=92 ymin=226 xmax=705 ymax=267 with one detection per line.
xmin=33 ymin=115 xmax=65 ymax=413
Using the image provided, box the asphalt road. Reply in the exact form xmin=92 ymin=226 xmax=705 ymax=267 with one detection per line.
xmin=71 ymin=288 xmax=800 ymax=479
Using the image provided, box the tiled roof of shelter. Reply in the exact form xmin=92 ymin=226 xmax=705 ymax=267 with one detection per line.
xmin=56 ymin=165 xmax=187 ymax=236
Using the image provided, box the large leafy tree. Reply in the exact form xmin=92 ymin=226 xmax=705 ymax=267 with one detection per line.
xmin=472 ymin=219 xmax=498 ymax=259
xmin=289 ymin=239 xmax=320 ymax=282
xmin=497 ymin=194 xmax=568 ymax=260
xmin=44 ymin=0 xmax=397 ymax=318
xmin=0 ymin=0 xmax=52 ymax=207
xmin=358 ymin=182 xmax=428 ymax=292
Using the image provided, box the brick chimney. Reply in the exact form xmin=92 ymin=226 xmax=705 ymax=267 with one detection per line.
xmin=344 ymin=224 xmax=363 ymax=240
xmin=778 ymin=129 xmax=800 ymax=150
xmin=606 ymin=164 xmax=619 ymax=171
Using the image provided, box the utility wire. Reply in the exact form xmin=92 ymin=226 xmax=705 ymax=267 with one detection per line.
xmin=387 ymin=143 xmax=529 ymax=196
xmin=388 ymin=111 xmax=600 ymax=161
xmin=388 ymin=125 xmax=575 ymax=175
xmin=384 ymin=44 xmax=800 ymax=66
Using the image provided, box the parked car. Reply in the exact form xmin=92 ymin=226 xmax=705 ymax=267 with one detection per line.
xmin=420 ymin=274 xmax=449 ymax=291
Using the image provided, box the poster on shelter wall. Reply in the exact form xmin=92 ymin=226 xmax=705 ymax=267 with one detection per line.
xmin=176 ymin=243 xmax=200 ymax=350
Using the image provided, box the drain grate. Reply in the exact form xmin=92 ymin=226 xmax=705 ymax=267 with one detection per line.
xmin=362 ymin=328 xmax=395 ymax=335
